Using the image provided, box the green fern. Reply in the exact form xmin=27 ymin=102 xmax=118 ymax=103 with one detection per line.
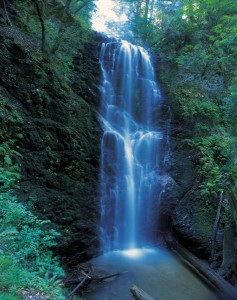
xmin=0 ymin=158 xmax=65 ymax=299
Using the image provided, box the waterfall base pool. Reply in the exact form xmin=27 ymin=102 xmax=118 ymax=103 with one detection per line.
xmin=84 ymin=248 xmax=218 ymax=300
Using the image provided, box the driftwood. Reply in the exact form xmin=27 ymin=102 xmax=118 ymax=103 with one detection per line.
xmin=67 ymin=270 xmax=92 ymax=299
xmin=130 ymin=285 xmax=156 ymax=300
xmin=165 ymin=236 xmax=237 ymax=298
xmin=66 ymin=265 xmax=124 ymax=299
xmin=65 ymin=271 xmax=122 ymax=284
xmin=95 ymin=272 xmax=124 ymax=282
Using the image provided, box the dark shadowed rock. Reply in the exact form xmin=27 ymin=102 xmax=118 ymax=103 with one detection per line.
xmin=0 ymin=32 xmax=104 ymax=263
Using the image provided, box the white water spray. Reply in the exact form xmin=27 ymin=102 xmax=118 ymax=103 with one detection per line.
xmin=99 ymin=41 xmax=166 ymax=252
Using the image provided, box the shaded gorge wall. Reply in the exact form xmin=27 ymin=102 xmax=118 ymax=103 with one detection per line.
xmin=0 ymin=31 xmax=104 ymax=263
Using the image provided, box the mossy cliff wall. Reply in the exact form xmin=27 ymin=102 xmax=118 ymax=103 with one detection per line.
xmin=0 ymin=31 xmax=103 ymax=263
xmin=157 ymin=63 xmax=225 ymax=260
xmin=159 ymin=111 xmax=218 ymax=258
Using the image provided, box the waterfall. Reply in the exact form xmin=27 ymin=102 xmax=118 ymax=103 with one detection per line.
xmin=99 ymin=40 xmax=166 ymax=252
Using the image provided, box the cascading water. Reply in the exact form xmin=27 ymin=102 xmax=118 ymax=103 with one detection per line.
xmin=87 ymin=4 xmax=219 ymax=300
xmin=99 ymin=40 xmax=167 ymax=252
xmin=87 ymin=40 xmax=217 ymax=300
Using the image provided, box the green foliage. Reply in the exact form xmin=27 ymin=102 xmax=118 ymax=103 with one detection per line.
xmin=177 ymin=90 xmax=220 ymax=124
xmin=0 ymin=89 xmax=24 ymax=143
xmin=0 ymin=164 xmax=65 ymax=299
xmin=127 ymin=1 xmax=237 ymax=232
xmin=0 ymin=1 xmax=101 ymax=298
xmin=8 ymin=0 xmax=95 ymax=85
xmin=185 ymin=132 xmax=232 ymax=195
xmin=13 ymin=0 xmax=94 ymax=53
xmin=0 ymin=256 xmax=29 ymax=298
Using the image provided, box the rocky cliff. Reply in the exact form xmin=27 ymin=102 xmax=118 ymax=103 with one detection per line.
xmin=0 ymin=29 xmax=103 ymax=264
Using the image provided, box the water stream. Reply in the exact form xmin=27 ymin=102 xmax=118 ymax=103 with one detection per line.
xmin=99 ymin=40 xmax=166 ymax=252
xmin=86 ymin=249 xmax=217 ymax=300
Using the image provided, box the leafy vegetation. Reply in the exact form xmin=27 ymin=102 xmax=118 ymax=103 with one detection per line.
xmin=0 ymin=1 xmax=98 ymax=298
xmin=128 ymin=0 xmax=237 ymax=201
xmin=10 ymin=0 xmax=94 ymax=48
xmin=0 ymin=95 xmax=65 ymax=299
xmin=0 ymin=182 xmax=65 ymax=300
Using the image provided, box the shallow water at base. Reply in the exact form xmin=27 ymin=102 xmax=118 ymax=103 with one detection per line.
xmin=84 ymin=248 xmax=218 ymax=300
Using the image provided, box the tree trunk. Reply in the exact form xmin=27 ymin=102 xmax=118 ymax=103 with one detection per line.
xmin=135 ymin=0 xmax=142 ymax=18
xmin=210 ymin=191 xmax=223 ymax=263
xmin=50 ymin=0 xmax=72 ymax=55
xmin=165 ymin=236 xmax=237 ymax=298
xmin=144 ymin=0 xmax=150 ymax=22
xmin=35 ymin=1 xmax=46 ymax=53
xmin=3 ymin=0 xmax=12 ymax=26
xmin=222 ymin=224 xmax=236 ymax=267
xmin=228 ymin=186 xmax=237 ymax=230
xmin=143 ymin=0 xmax=150 ymax=40
xmin=150 ymin=0 xmax=155 ymax=20
xmin=130 ymin=285 xmax=156 ymax=300
xmin=67 ymin=270 xmax=92 ymax=299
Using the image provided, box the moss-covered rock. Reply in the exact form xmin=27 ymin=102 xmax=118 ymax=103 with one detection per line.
xmin=157 ymin=63 xmax=222 ymax=259
xmin=0 ymin=30 xmax=103 ymax=263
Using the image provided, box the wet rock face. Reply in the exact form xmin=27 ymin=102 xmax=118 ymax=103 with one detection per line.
xmin=159 ymin=119 xmax=218 ymax=258
xmin=0 ymin=33 xmax=103 ymax=262
xmin=159 ymin=175 xmax=181 ymax=215
xmin=172 ymin=196 xmax=217 ymax=257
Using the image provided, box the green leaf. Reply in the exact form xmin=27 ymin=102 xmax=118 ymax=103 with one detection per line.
xmin=4 ymin=155 xmax=12 ymax=166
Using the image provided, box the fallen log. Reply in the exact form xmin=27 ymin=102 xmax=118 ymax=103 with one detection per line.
xmin=81 ymin=270 xmax=92 ymax=279
xmin=165 ymin=236 xmax=237 ymax=298
xmin=130 ymin=285 xmax=156 ymax=300
xmin=67 ymin=270 xmax=92 ymax=299
xmin=66 ymin=268 xmax=126 ymax=298
xmin=95 ymin=271 xmax=124 ymax=282
xmin=64 ymin=277 xmax=84 ymax=284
